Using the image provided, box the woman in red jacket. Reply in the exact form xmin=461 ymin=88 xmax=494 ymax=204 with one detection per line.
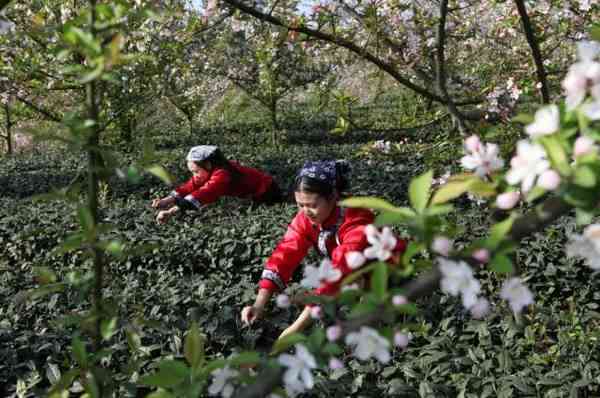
xmin=241 ymin=160 xmax=406 ymax=339
xmin=151 ymin=145 xmax=283 ymax=223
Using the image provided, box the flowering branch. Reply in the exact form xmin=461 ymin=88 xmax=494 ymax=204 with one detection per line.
xmin=220 ymin=0 xmax=482 ymax=107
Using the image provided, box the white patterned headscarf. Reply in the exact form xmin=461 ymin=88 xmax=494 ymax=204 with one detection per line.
xmin=297 ymin=160 xmax=350 ymax=188
xmin=186 ymin=145 xmax=218 ymax=162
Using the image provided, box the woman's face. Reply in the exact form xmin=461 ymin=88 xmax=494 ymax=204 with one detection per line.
xmin=187 ymin=161 xmax=209 ymax=179
xmin=294 ymin=191 xmax=337 ymax=225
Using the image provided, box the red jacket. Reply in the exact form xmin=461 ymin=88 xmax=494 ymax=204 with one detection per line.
xmin=172 ymin=161 xmax=273 ymax=209
xmin=259 ymin=205 xmax=406 ymax=296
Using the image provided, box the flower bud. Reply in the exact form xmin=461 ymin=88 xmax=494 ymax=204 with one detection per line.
xmin=470 ymin=297 xmax=490 ymax=319
xmin=392 ymin=295 xmax=408 ymax=306
xmin=574 ymin=136 xmax=596 ymax=157
xmin=329 ymin=357 xmax=344 ymax=370
xmin=432 ymin=236 xmax=452 ymax=257
xmin=310 ymin=306 xmax=322 ymax=319
xmin=276 ymin=294 xmax=290 ymax=308
xmin=326 ymin=325 xmax=342 ymax=342
xmin=496 ymin=191 xmax=520 ymax=210
xmin=537 ymin=169 xmax=561 ymax=191
xmin=394 ymin=332 xmax=410 ymax=348
xmin=472 ymin=249 xmax=490 ymax=264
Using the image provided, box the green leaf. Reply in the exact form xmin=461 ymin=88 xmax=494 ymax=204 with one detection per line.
xmin=576 ymin=208 xmax=594 ymax=226
xmin=341 ymin=263 xmax=376 ymax=285
xmin=139 ymin=360 xmax=189 ymax=388
xmin=431 ymin=178 xmax=475 ymax=204
xmin=540 ymin=136 xmax=571 ymax=176
xmin=100 ymin=317 xmax=118 ymax=341
xmin=512 ymin=113 xmax=534 ymax=124
xmin=147 ymin=165 xmax=173 ymax=185
xmin=490 ymin=255 xmax=513 ymax=274
xmin=308 ymin=328 xmax=325 ymax=350
xmin=425 ymin=204 xmax=454 ymax=216
xmin=271 ymin=333 xmax=306 ymax=355
xmin=371 ymin=262 xmax=388 ymax=302
xmin=341 ymin=196 xmax=399 ymax=212
xmin=487 ymin=216 xmax=515 ymax=250
xmin=402 ymin=241 xmax=423 ymax=267
xmin=72 ymin=337 xmax=88 ymax=368
xmin=184 ymin=322 xmax=205 ymax=369
xmin=78 ymin=206 xmax=95 ymax=236
xmin=229 ymin=352 xmax=261 ymax=366
xmin=78 ymin=60 xmax=105 ymax=84
xmin=146 ymin=390 xmax=176 ymax=398
xmin=573 ymin=165 xmax=597 ymax=188
xmin=409 ymin=170 xmax=433 ymax=213
xmin=590 ymin=25 xmax=600 ymax=42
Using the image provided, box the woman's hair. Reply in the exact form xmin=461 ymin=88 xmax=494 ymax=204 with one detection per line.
xmin=293 ymin=160 xmax=350 ymax=198
xmin=194 ymin=148 xmax=241 ymax=182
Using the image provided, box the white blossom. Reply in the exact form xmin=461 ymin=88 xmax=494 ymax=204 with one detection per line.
xmin=364 ymin=225 xmax=397 ymax=261
xmin=566 ymin=224 xmax=600 ymax=270
xmin=505 ymin=140 xmax=550 ymax=192
xmin=563 ymin=41 xmax=600 ymax=110
xmin=525 ymin=105 xmax=560 ymax=137
xmin=301 ymin=258 xmax=342 ymax=289
xmin=460 ymin=135 xmax=505 ymax=177
xmin=208 ymin=366 xmax=238 ymax=398
xmin=500 ymin=278 xmax=534 ymax=314
xmin=345 ymin=251 xmax=366 ymax=269
xmin=278 ymin=344 xmax=317 ymax=395
xmin=345 ymin=326 xmax=391 ymax=363
xmin=438 ymin=258 xmax=481 ymax=309
xmin=276 ymin=294 xmax=291 ymax=308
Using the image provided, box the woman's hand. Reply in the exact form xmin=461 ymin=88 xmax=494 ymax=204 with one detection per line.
xmin=152 ymin=197 xmax=175 ymax=210
xmin=156 ymin=206 xmax=180 ymax=224
xmin=241 ymin=305 xmax=264 ymax=326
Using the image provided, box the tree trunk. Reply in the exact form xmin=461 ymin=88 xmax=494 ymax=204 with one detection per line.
xmin=4 ymin=103 xmax=12 ymax=155
xmin=86 ymin=0 xmax=105 ymax=355
xmin=270 ymin=100 xmax=278 ymax=146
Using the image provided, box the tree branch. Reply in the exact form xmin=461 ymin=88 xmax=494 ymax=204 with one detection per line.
xmin=220 ymin=0 xmax=481 ymax=107
xmin=514 ymin=0 xmax=550 ymax=104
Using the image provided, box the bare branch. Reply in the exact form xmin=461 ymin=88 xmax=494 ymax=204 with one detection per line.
xmin=514 ymin=0 xmax=550 ymax=103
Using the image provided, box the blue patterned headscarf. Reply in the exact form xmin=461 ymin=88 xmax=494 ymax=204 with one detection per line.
xmin=297 ymin=160 xmax=349 ymax=188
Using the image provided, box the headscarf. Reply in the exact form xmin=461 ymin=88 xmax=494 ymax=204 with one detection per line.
xmin=297 ymin=160 xmax=350 ymax=189
xmin=186 ymin=145 xmax=218 ymax=162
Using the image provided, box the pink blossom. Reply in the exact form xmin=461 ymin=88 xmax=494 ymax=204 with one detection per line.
xmin=392 ymin=295 xmax=408 ymax=306
xmin=574 ymin=136 xmax=597 ymax=157
xmin=432 ymin=236 xmax=453 ymax=256
xmin=537 ymin=169 xmax=561 ymax=191
xmin=394 ymin=332 xmax=410 ymax=348
xmin=310 ymin=306 xmax=322 ymax=319
xmin=328 ymin=357 xmax=344 ymax=370
xmin=496 ymin=191 xmax=520 ymax=210
xmin=326 ymin=325 xmax=342 ymax=342
xmin=472 ymin=249 xmax=490 ymax=264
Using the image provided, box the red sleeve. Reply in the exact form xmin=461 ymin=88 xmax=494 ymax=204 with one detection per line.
xmin=314 ymin=211 xmax=372 ymax=296
xmin=188 ymin=169 xmax=231 ymax=205
xmin=174 ymin=177 xmax=196 ymax=197
xmin=259 ymin=212 xmax=314 ymax=292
